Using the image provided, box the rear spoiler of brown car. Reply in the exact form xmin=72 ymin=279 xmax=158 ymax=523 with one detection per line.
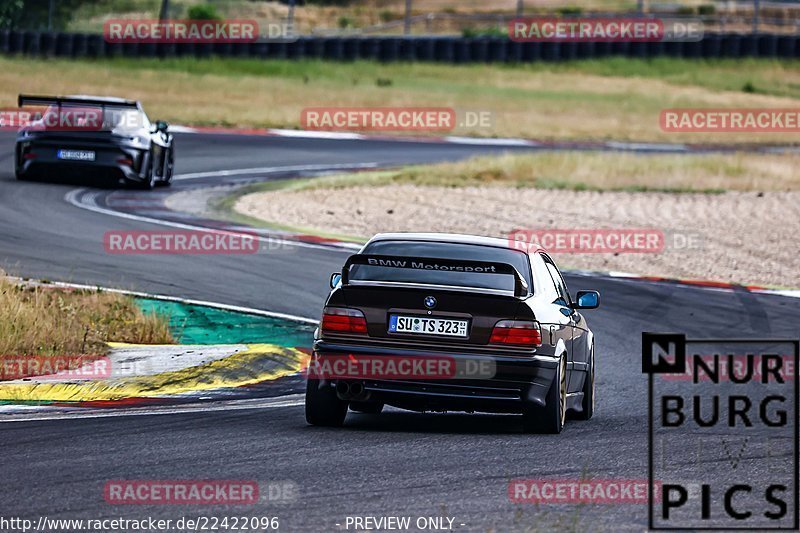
xmin=340 ymin=254 xmax=529 ymax=297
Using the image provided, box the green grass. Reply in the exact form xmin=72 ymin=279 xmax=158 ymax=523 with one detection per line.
xmin=549 ymin=56 xmax=800 ymax=99
xmin=5 ymin=55 xmax=799 ymax=142
xmin=224 ymin=150 xmax=800 ymax=199
xmin=97 ymin=56 xmax=800 ymax=100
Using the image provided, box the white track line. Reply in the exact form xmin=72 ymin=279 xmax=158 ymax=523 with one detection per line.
xmin=442 ymin=136 xmax=537 ymax=146
xmin=0 ymin=395 xmax=306 ymax=423
xmin=173 ymin=161 xmax=379 ymax=181
xmin=64 ymin=191 xmax=357 ymax=254
xmin=66 ymin=187 xmax=339 ymax=252
xmin=262 ymin=128 xmax=366 ymax=140
xmin=605 ymin=141 xmax=688 ymax=152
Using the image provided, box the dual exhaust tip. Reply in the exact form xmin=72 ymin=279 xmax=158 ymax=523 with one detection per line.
xmin=336 ymin=381 xmax=370 ymax=401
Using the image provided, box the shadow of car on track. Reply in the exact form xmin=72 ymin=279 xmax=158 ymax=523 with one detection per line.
xmin=7 ymin=172 xmax=136 ymax=189
xmin=316 ymin=410 xmax=595 ymax=435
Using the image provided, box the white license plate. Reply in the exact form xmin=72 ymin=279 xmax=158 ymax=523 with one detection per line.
xmin=389 ymin=315 xmax=468 ymax=337
xmin=57 ymin=149 xmax=95 ymax=161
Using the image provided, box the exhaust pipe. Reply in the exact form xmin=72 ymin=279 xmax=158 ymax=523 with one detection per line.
xmin=335 ymin=381 xmax=370 ymax=401
xmin=335 ymin=381 xmax=351 ymax=398
xmin=350 ymin=382 xmax=371 ymax=401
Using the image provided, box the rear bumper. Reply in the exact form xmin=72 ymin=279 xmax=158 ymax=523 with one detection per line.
xmin=311 ymin=340 xmax=559 ymax=413
xmin=17 ymin=160 xmax=142 ymax=183
xmin=15 ymin=139 xmax=148 ymax=183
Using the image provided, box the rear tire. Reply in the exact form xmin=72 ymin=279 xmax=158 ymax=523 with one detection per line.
xmin=305 ymin=379 xmax=348 ymax=427
xmin=139 ymin=151 xmax=156 ymax=190
xmin=14 ymin=147 xmax=25 ymax=180
xmin=573 ymin=345 xmax=595 ymax=421
xmin=156 ymin=145 xmax=174 ymax=187
xmin=522 ymin=355 xmax=566 ymax=434
xmin=350 ymin=402 xmax=383 ymax=414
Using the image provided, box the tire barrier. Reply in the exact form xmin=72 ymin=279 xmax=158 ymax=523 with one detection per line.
xmin=72 ymin=33 xmax=88 ymax=58
xmin=2 ymin=31 xmax=797 ymax=62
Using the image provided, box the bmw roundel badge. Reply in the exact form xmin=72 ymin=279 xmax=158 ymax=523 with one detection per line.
xmin=424 ymin=296 xmax=437 ymax=309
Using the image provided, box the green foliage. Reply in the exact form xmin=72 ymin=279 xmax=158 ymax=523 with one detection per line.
xmin=187 ymin=4 xmax=221 ymax=21
xmin=0 ymin=0 xmax=24 ymax=30
xmin=2 ymin=0 xmax=161 ymax=31
xmin=305 ymin=0 xmax=353 ymax=6
xmin=462 ymin=26 xmax=507 ymax=38
xmin=556 ymin=6 xmax=583 ymax=16
xmin=337 ymin=15 xmax=353 ymax=29
xmin=697 ymin=4 xmax=716 ymax=16
xmin=4 ymin=0 xmax=87 ymax=31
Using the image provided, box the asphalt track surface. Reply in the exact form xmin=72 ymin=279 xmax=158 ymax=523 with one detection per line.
xmin=1 ymin=130 xmax=799 ymax=532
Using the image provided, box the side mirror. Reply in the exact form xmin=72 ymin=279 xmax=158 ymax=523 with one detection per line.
xmin=155 ymin=120 xmax=169 ymax=133
xmin=329 ymin=273 xmax=342 ymax=289
xmin=572 ymin=290 xmax=600 ymax=310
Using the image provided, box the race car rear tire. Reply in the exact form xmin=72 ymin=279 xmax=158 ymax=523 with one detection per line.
xmin=349 ymin=402 xmax=384 ymax=414
xmin=156 ymin=146 xmax=174 ymax=187
xmin=139 ymin=152 xmax=156 ymax=190
xmin=522 ymin=356 xmax=566 ymax=434
xmin=305 ymin=379 xmax=348 ymax=427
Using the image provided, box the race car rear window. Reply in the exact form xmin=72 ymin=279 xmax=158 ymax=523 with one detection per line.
xmin=351 ymin=240 xmax=532 ymax=292
xmin=39 ymin=104 xmax=148 ymax=133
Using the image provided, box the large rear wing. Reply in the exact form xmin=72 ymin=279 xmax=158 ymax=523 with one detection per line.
xmin=340 ymin=254 xmax=529 ymax=298
xmin=18 ymin=95 xmax=139 ymax=108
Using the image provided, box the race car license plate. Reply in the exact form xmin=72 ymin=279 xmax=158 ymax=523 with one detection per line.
xmin=57 ymin=149 xmax=95 ymax=161
xmin=389 ymin=315 xmax=468 ymax=337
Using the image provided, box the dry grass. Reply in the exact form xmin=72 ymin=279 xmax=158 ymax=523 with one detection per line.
xmin=65 ymin=0 xmax=799 ymax=35
xmin=287 ymin=151 xmax=800 ymax=193
xmin=66 ymin=0 xmax=703 ymax=35
xmin=0 ymin=278 xmax=173 ymax=359
xmin=3 ymin=56 xmax=800 ymax=142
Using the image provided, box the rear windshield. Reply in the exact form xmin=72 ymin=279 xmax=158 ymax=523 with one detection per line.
xmin=350 ymin=240 xmax=532 ymax=292
xmin=39 ymin=104 xmax=148 ymax=133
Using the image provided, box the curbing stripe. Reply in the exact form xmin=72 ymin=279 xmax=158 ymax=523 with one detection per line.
xmin=0 ymin=344 xmax=310 ymax=403
xmin=569 ymin=269 xmax=800 ymax=298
